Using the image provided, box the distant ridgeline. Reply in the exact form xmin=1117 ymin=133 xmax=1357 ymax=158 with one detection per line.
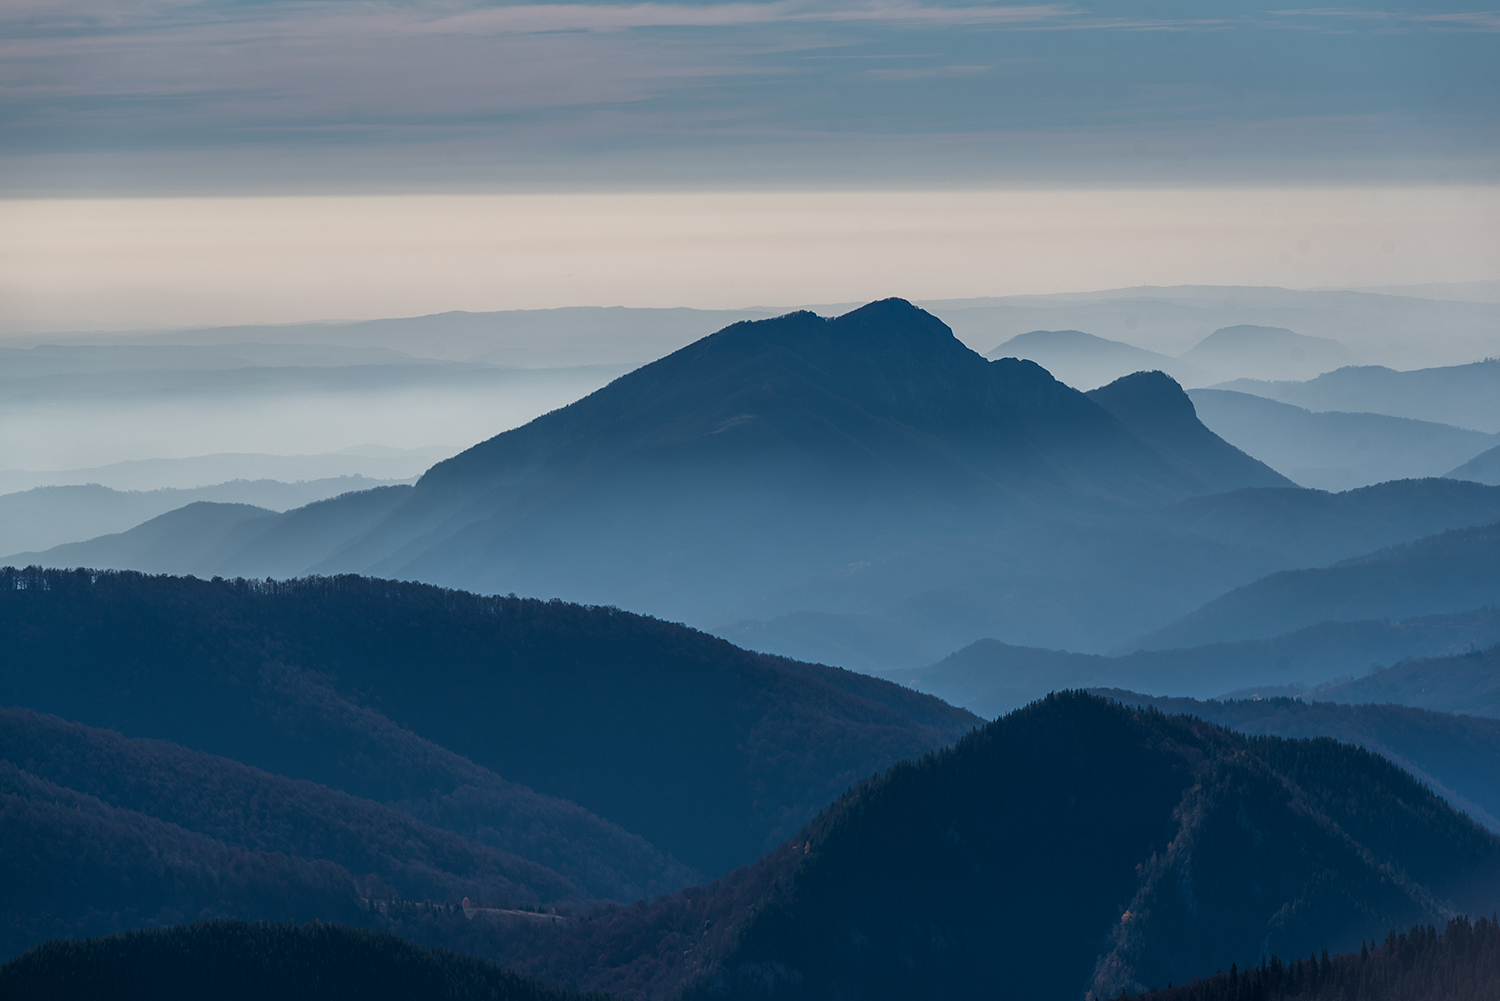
xmin=0 ymin=920 xmax=608 ymax=1001
xmin=1121 ymin=917 xmax=1500 ymax=1001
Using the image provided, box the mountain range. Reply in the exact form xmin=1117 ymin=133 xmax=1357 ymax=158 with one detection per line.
xmin=1187 ymin=389 xmax=1497 ymax=491
xmin=1135 ymin=520 xmax=1500 ymax=650
xmin=1213 ymin=359 xmax=1500 ymax=435
xmin=8 ymin=300 xmax=1309 ymax=657
xmin=1094 ymin=691 xmax=1500 ymax=831
xmin=0 ymin=477 xmax=408 ymax=555
xmin=889 ymin=605 xmax=1500 ymax=718
xmin=986 ymin=329 xmax=1210 ymax=390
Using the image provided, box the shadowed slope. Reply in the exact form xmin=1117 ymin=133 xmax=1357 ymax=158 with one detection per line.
xmin=0 ymin=567 xmax=976 ymax=878
xmin=1087 ymin=371 xmax=1293 ymax=491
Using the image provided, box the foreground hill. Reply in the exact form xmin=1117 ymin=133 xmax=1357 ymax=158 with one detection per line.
xmin=467 ymin=693 xmax=1500 ymax=1000
xmin=1123 ymin=916 xmax=1500 ymax=1001
xmin=0 ymin=920 xmax=606 ymax=1001
xmin=1093 ymin=692 xmax=1500 ymax=831
xmin=889 ymin=605 xmax=1500 ymax=716
xmin=679 ymin=694 xmax=1500 ymax=1000
xmin=0 ymin=567 xmax=975 ymax=878
xmin=1136 ymin=520 xmax=1500 ymax=650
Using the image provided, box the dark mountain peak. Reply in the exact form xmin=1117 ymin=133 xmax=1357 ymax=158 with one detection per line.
xmin=1087 ymin=370 xmax=1197 ymax=424
xmin=1087 ymin=371 xmax=1294 ymax=493
xmin=695 ymin=297 xmax=975 ymax=381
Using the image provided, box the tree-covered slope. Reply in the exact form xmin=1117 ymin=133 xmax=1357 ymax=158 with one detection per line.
xmin=0 ymin=706 xmax=580 ymax=911
xmin=0 ymin=567 xmax=976 ymax=877
xmin=654 ymin=693 xmax=1500 ymax=1001
xmin=1123 ymin=916 xmax=1500 ymax=1001
xmin=1093 ymin=692 xmax=1500 ymax=831
xmin=0 ymin=920 xmax=608 ymax=1001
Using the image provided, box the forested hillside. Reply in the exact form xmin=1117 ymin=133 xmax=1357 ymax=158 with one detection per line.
xmin=1122 ymin=916 xmax=1500 ymax=1001
xmin=0 ymin=920 xmax=608 ymax=1001
xmin=0 ymin=567 xmax=975 ymax=878
xmin=0 ymin=705 xmax=592 ymax=956
xmin=395 ymin=693 xmax=1500 ymax=1001
xmin=1092 ymin=692 xmax=1500 ymax=830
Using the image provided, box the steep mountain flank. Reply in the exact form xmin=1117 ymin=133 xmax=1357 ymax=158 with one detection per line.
xmin=679 ymin=693 xmax=1500 ymax=1000
xmin=453 ymin=693 xmax=1500 ymax=1001
xmin=1086 ymin=372 xmax=1292 ymax=491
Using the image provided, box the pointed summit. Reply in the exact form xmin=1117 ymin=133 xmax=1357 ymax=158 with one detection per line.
xmin=72 ymin=300 xmax=1306 ymax=631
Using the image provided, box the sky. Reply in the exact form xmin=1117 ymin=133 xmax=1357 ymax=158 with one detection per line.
xmin=2 ymin=0 xmax=1497 ymax=327
xmin=3 ymin=187 xmax=1498 ymax=331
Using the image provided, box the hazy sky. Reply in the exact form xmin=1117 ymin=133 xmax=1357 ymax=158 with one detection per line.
xmin=3 ymin=0 xmax=1496 ymax=330
xmin=2 ymin=187 xmax=1497 ymax=331
xmin=4 ymin=0 xmax=1497 ymax=194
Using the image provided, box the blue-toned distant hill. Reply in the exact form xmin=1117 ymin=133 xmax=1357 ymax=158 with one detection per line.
xmin=721 ymin=479 xmax=1500 ymax=674
xmin=885 ymin=606 xmax=1500 ymax=717
xmin=1153 ymin=478 xmax=1500 ymax=569
xmin=1188 ymin=389 xmax=1497 ymax=491
xmin=1450 ymin=443 xmax=1500 ymax=486
xmin=1136 ymin=521 xmax=1500 ymax=651
xmin=0 ymin=568 xmax=975 ymax=879
xmin=985 ymin=329 xmax=1209 ymax=390
xmin=1180 ymin=325 xmax=1355 ymax=382
xmin=1214 ymin=359 xmax=1500 ymax=434
xmin=1309 ymin=644 xmax=1500 ymax=720
xmin=0 ymin=477 xmax=408 ymax=556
